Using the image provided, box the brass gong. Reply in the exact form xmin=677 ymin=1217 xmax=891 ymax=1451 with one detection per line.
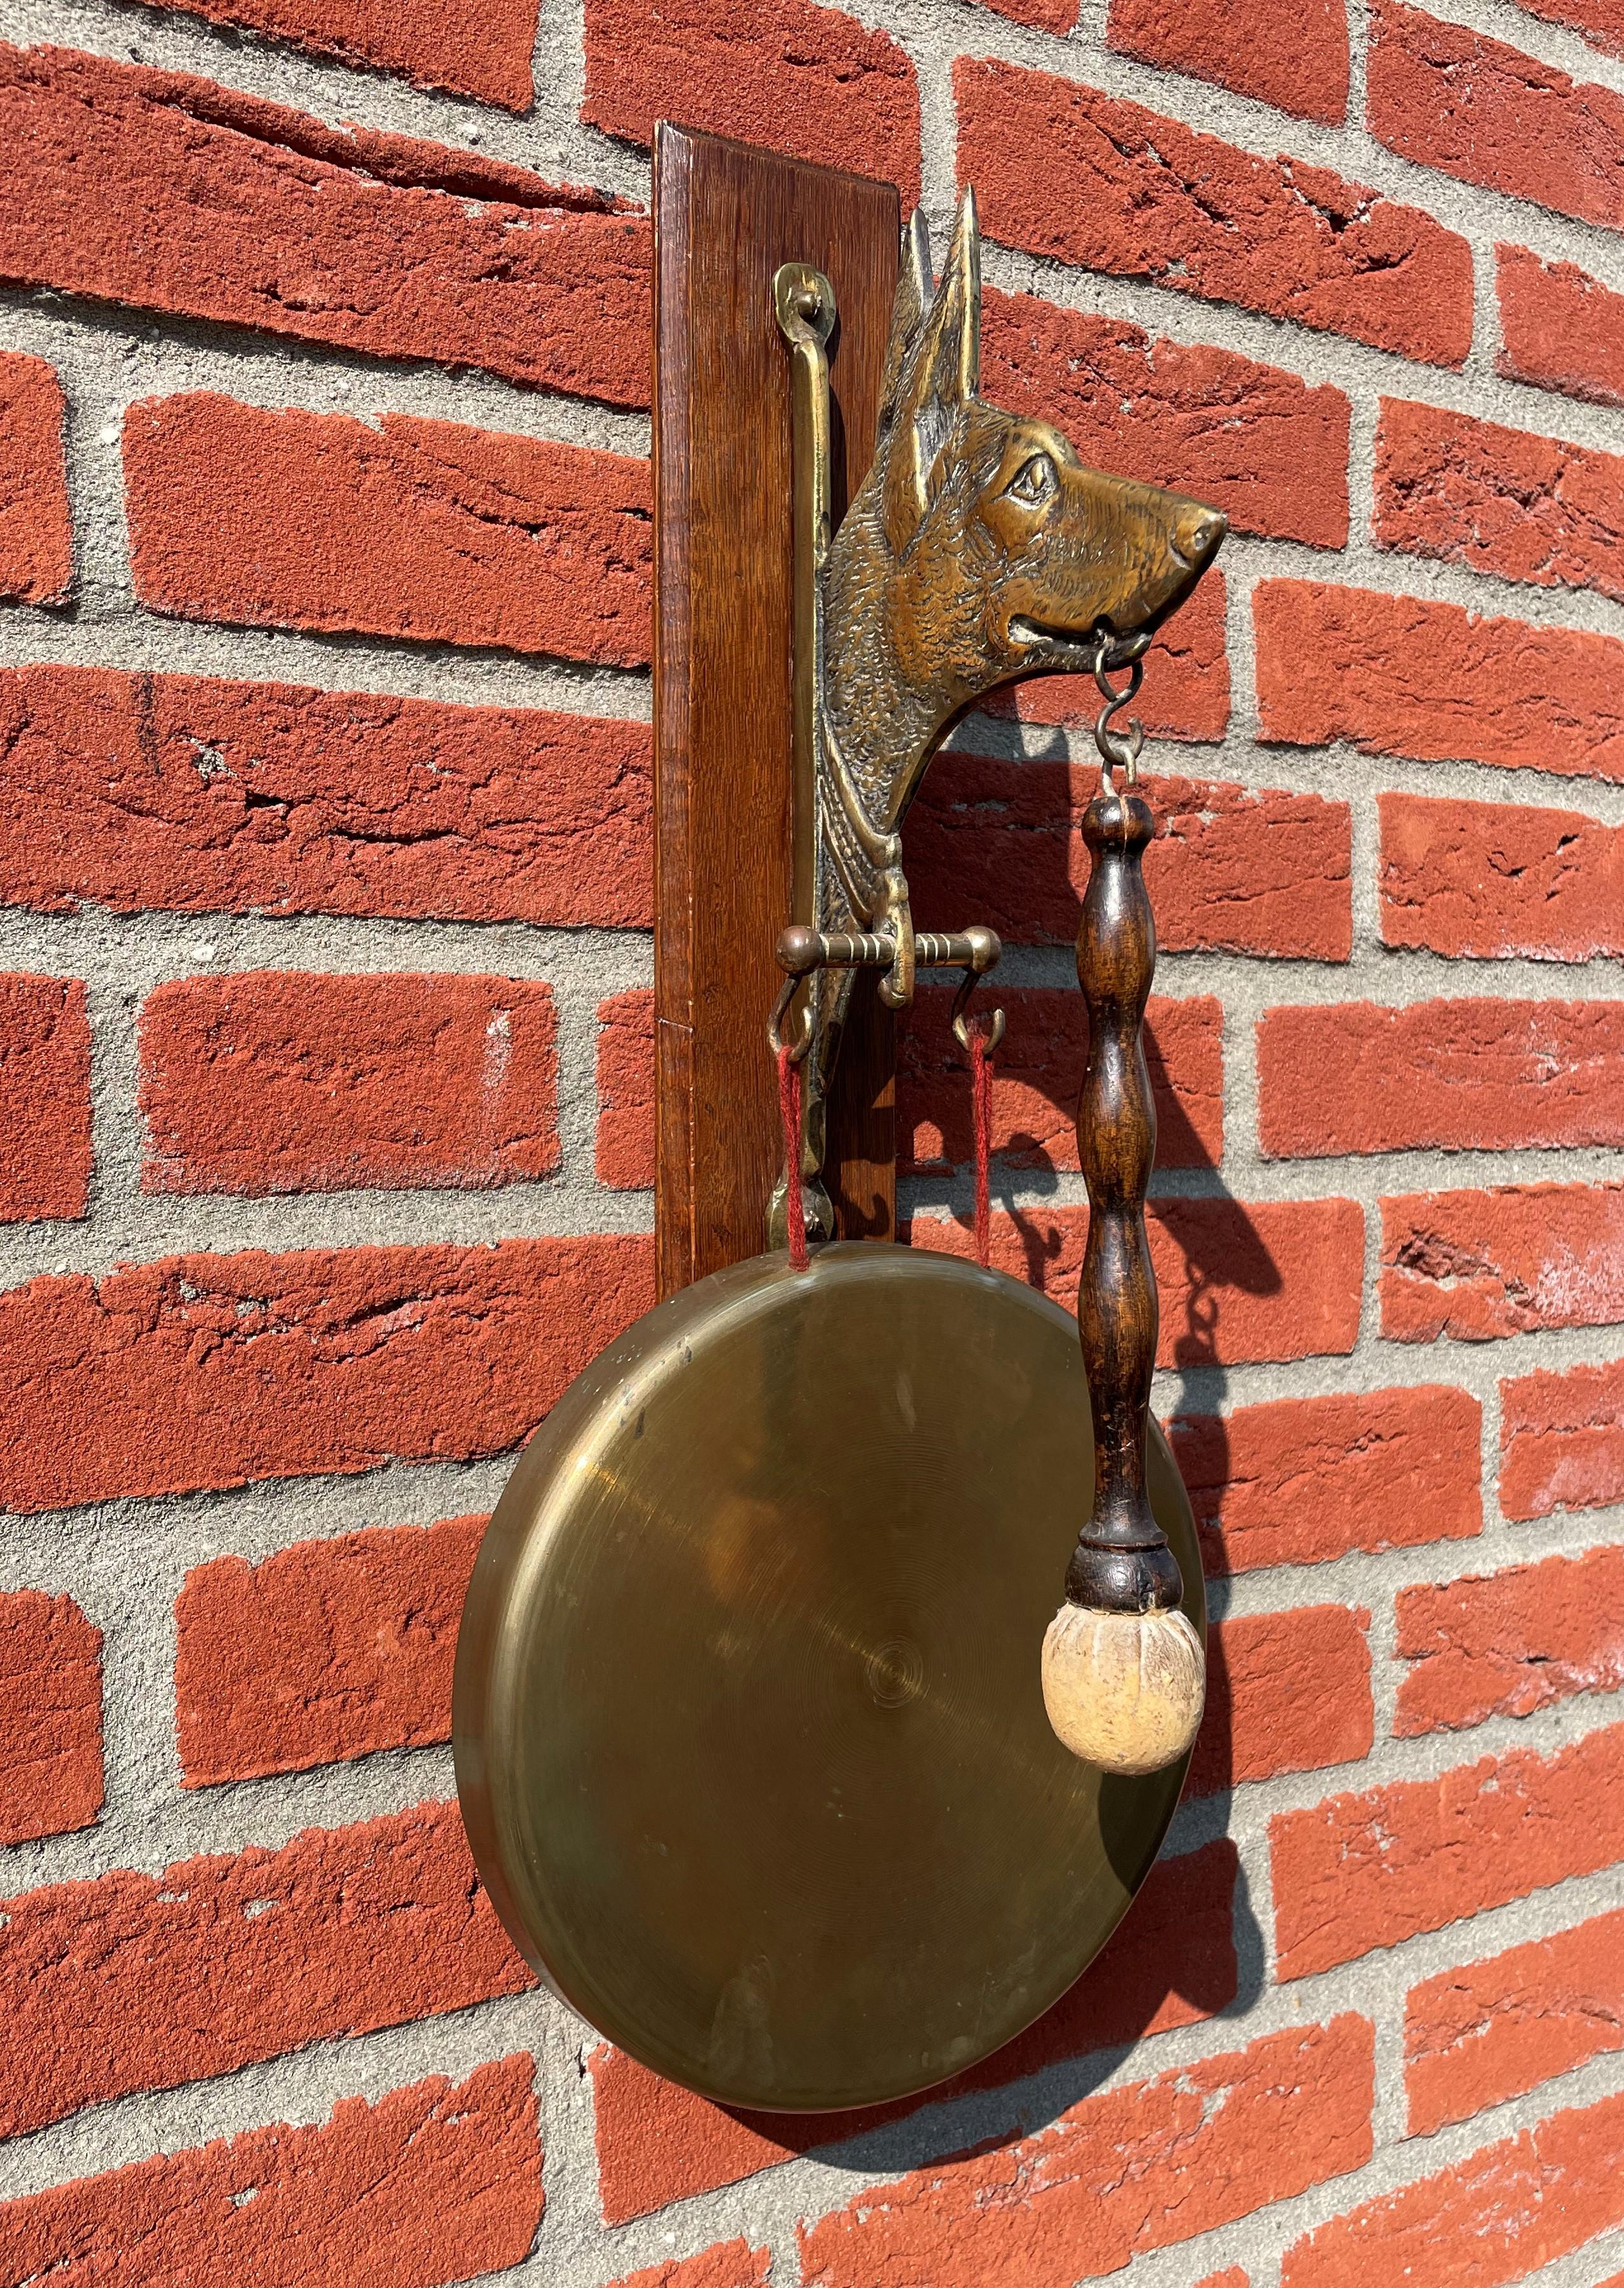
xmin=454 ymin=1241 xmax=1203 ymax=2113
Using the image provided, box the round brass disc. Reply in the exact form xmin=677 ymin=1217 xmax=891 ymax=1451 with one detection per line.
xmin=454 ymin=1242 xmax=1203 ymax=2113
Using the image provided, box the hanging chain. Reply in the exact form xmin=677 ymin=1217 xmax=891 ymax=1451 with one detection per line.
xmin=1092 ymin=650 xmax=1146 ymax=793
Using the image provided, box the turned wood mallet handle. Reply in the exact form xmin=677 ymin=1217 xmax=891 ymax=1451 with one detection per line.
xmin=1071 ymin=788 xmax=1175 ymax=1612
xmin=1040 ymin=784 xmax=1205 ymax=1773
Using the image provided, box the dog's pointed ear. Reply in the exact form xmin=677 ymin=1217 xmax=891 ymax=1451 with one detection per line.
xmin=882 ymin=187 xmax=981 ymax=552
xmin=942 ymin=185 xmax=981 ymax=403
xmin=878 ymin=207 xmax=933 ymax=421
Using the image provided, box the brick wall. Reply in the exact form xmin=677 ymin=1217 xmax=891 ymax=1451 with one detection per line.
xmin=1 ymin=0 xmax=1622 ymax=2276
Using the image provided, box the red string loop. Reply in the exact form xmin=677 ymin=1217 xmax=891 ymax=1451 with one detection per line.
xmin=970 ymin=1026 xmax=993 ymax=1272
xmin=778 ymin=1043 xmax=809 ymax=1272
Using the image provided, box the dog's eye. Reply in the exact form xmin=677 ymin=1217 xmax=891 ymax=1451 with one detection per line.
xmin=1005 ymin=454 xmax=1058 ymax=507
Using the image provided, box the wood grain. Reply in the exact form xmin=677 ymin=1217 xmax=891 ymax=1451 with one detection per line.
xmin=653 ymin=125 xmax=900 ymax=1297
xmin=1066 ymin=788 xmax=1183 ymax=1615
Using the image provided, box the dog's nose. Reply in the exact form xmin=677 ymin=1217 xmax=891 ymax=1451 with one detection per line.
xmin=1175 ymin=506 xmax=1227 ymax=568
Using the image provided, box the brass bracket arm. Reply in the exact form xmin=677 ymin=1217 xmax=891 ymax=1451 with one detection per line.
xmin=766 ymin=908 xmax=1004 ymax=1252
xmin=769 ymin=922 xmax=1004 ymax=1064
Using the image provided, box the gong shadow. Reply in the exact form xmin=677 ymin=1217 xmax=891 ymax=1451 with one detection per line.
xmin=704 ymin=738 xmax=1274 ymax=2173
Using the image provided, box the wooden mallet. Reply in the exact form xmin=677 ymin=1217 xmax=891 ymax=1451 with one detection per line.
xmin=1041 ymin=693 xmax=1205 ymax=1775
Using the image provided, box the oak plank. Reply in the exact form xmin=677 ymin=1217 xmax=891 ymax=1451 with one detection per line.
xmin=653 ymin=125 xmax=900 ymax=1293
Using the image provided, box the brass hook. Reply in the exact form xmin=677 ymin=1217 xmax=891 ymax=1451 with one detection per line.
xmin=1092 ymin=652 xmax=1146 ymax=793
xmin=768 ymin=972 xmax=815 ymax=1064
xmin=956 ymin=956 xmax=1006 ymax=1052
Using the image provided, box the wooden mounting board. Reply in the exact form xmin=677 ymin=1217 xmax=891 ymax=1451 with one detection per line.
xmin=652 ymin=124 xmax=901 ymax=1298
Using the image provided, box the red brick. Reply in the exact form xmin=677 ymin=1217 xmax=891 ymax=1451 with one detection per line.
xmin=1259 ymin=999 xmax=1624 ymax=1157
xmin=1108 ymin=0 xmax=1348 ymax=121
xmin=138 ymin=972 xmax=558 ymax=1197
xmin=1396 ymin=1545 xmax=1624 ymax=1737
xmin=0 ymin=2056 xmax=542 ymax=2287
xmin=1190 ymin=1605 xmax=1372 ymax=1798
xmin=123 ymin=395 xmax=651 ymax=665
xmin=0 ymin=665 xmax=652 ymax=929
xmin=1370 ymin=0 xmax=1624 ymax=230
xmin=1255 ymin=579 xmax=1624 ymax=786
xmin=899 ymin=989 xmax=1222 ymax=1176
xmin=1498 ymin=243 xmax=1624 ymax=407
xmin=1198 ymin=2277 xmax=1249 ymax=2288
xmin=0 ymin=350 xmax=70 ymax=605
xmin=1375 ymin=397 xmax=1624 ymax=608
xmin=908 ymin=754 xmax=1351 ymax=961
xmin=957 ymin=57 xmax=1471 ymax=365
xmin=148 ymin=0 xmax=542 ymax=107
xmin=176 ymin=1513 xmax=484 ymax=1784
xmin=1501 ymin=1354 xmax=1624 ymax=1520
xmin=0 ymin=1801 xmax=528 ymax=2139
xmin=0 ymin=974 xmax=90 ymax=1221
xmin=0 ymin=46 xmax=646 ymax=405
xmin=1283 ymin=2084 xmax=1624 ymax=2288
xmin=596 ymin=990 xmax=654 ymax=1191
xmin=1510 ymin=0 xmax=1624 ymax=60
xmin=798 ymin=2016 xmax=1373 ymax=2287
xmin=1170 ymin=1386 xmax=1484 ymax=1576
xmin=981 ymin=289 xmax=1349 ymax=548
xmin=1380 ymin=792 xmax=1624 ymax=960
xmin=0 ymin=1590 xmax=102 ymax=1845
xmin=982 ymin=570 xmax=1229 ymax=742
xmin=1408 ymin=1906 xmax=1624 ymax=2137
xmin=582 ymin=0 xmax=920 ymax=206
xmin=592 ymin=1836 xmax=1238 ymax=2221
xmin=1271 ymin=1722 xmax=1624 ymax=1980
xmin=0 ymin=1234 xmax=651 ymax=1514
xmin=612 ymin=2245 xmax=771 ymax=2288
xmin=1141 ymin=605 xmax=1221 ymax=743
xmin=911 ymin=1196 xmax=1363 ymax=1364
xmin=1382 ymin=1182 xmax=1624 ymax=1343
xmin=973 ymin=0 xmax=1076 ymax=28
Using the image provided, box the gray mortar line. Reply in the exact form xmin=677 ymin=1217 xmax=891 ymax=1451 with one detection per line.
xmin=1 ymin=0 xmax=1623 ymax=2265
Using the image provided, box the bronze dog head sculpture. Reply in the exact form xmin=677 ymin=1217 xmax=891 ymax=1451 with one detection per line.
xmin=823 ymin=187 xmax=1226 ymax=860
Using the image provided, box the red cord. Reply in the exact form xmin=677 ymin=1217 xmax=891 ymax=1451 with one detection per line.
xmin=778 ymin=1043 xmax=808 ymax=1271
xmin=971 ymin=1027 xmax=993 ymax=1271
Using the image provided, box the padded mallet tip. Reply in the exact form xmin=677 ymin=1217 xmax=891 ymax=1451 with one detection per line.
xmin=1041 ymin=1601 xmax=1205 ymax=1774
